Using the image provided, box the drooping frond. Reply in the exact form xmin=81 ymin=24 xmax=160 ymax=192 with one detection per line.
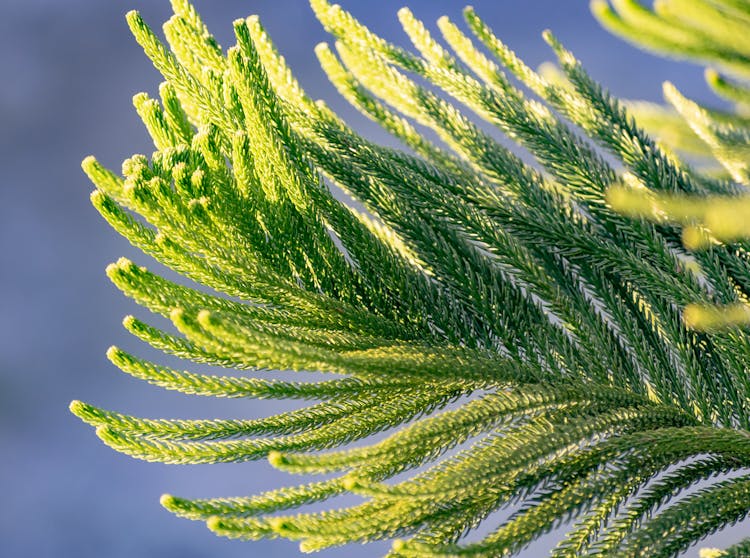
xmin=73 ymin=1 xmax=750 ymax=556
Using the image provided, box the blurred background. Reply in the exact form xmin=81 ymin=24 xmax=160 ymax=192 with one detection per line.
xmin=0 ymin=1 xmax=742 ymax=556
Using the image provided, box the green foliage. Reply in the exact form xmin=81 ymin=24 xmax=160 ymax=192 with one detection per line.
xmin=597 ymin=1 xmax=750 ymax=286
xmin=72 ymin=0 xmax=750 ymax=555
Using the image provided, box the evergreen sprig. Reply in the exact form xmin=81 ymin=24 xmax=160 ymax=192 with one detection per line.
xmin=73 ymin=0 xmax=750 ymax=555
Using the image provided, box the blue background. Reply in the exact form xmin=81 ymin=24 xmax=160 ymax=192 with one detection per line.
xmin=1 ymin=1 xmax=745 ymax=556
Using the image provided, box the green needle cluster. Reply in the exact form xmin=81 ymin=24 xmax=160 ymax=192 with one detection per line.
xmin=72 ymin=1 xmax=750 ymax=555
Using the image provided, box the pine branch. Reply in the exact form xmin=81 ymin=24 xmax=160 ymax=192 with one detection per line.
xmin=72 ymin=1 xmax=750 ymax=555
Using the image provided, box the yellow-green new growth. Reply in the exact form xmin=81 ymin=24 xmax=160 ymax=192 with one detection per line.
xmin=74 ymin=0 xmax=750 ymax=556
